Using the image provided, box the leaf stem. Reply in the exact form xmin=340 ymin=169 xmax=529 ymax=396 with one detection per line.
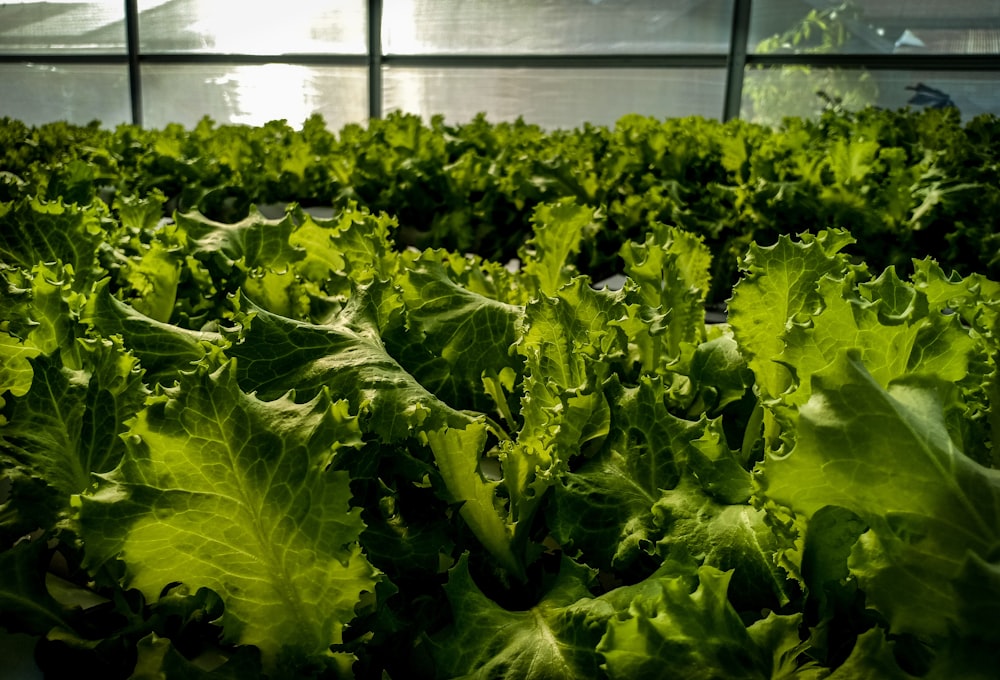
xmin=740 ymin=397 xmax=764 ymax=468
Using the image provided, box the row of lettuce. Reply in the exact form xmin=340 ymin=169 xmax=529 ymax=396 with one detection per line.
xmin=1 ymin=176 xmax=999 ymax=678
xmin=2 ymin=107 xmax=999 ymax=303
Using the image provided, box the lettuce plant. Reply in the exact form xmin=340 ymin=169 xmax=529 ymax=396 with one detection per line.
xmin=1 ymin=189 xmax=999 ymax=679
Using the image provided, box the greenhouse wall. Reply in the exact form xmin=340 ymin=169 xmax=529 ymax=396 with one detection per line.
xmin=1 ymin=0 xmax=998 ymax=129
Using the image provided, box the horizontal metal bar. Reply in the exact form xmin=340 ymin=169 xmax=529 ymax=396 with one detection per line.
xmin=5 ymin=51 xmax=995 ymax=72
xmin=138 ymin=53 xmax=370 ymax=66
xmin=747 ymin=53 xmax=1000 ymax=71
xmin=0 ymin=53 xmax=129 ymax=64
xmin=379 ymin=54 xmax=729 ymax=69
xmin=0 ymin=53 xmax=369 ymax=66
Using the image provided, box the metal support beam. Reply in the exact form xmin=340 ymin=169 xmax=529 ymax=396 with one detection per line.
xmin=368 ymin=0 xmax=383 ymax=120
xmin=125 ymin=0 xmax=142 ymax=125
xmin=378 ymin=55 xmax=727 ymax=70
xmin=724 ymin=0 xmax=753 ymax=121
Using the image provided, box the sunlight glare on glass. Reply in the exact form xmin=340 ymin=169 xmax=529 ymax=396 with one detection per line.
xmin=216 ymin=64 xmax=318 ymax=127
xmin=185 ymin=0 xmax=340 ymax=53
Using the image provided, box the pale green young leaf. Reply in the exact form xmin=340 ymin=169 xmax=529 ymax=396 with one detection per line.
xmin=910 ymin=258 xmax=1000 ymax=338
xmin=123 ymin=241 xmax=182 ymax=323
xmin=620 ymin=223 xmax=711 ymax=362
xmin=514 ymin=277 xmax=628 ymax=435
xmin=777 ymin=270 xmax=976 ymax=409
xmin=289 ymin=203 xmax=398 ymax=299
xmin=686 ymin=331 xmax=755 ymax=416
xmin=113 ymin=191 xmax=167 ymax=234
xmin=1 ymin=260 xmax=84 ymax=359
xmin=520 ymin=199 xmax=600 ymax=297
xmin=424 ymin=423 xmax=521 ymax=580
xmin=910 ymin=259 xmax=1000 ymax=466
xmin=729 ymin=230 xmax=859 ymax=401
xmin=0 ymin=332 xmax=38 ymax=407
xmin=505 ymin=278 xmax=625 ymax=524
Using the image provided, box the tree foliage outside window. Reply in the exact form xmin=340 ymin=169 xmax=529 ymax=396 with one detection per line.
xmin=744 ymin=2 xmax=878 ymax=126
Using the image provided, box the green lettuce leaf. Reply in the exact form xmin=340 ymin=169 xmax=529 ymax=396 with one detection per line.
xmin=520 ymin=199 xmax=600 ymax=297
xmin=504 ymin=278 xmax=625 ymax=515
xmin=0 ymin=198 xmax=110 ymax=291
xmin=774 ymin=268 xmax=976 ymax=410
xmin=761 ymin=351 xmax=1000 ymax=643
xmin=653 ymin=476 xmax=789 ymax=611
xmin=548 ymin=373 xmax=786 ymax=608
xmin=0 ymin=539 xmax=75 ymax=635
xmin=113 ymin=191 xmax=167 ymax=235
xmin=598 ymin=566 xmax=766 ymax=680
xmin=0 ymin=331 xmax=38 ymax=408
xmin=296 ymin=204 xmax=398 ymax=286
xmin=0 ymin=337 xmax=146 ymax=530
xmin=130 ymin=633 xmax=265 ymax=680
xmin=821 ymin=627 xmax=916 ymax=680
xmin=82 ymin=278 xmax=225 ymax=384
xmin=169 ymin=208 xmax=309 ymax=319
xmin=172 ymin=208 xmax=306 ymax=275
xmin=424 ymin=423 xmax=522 ymax=580
xmin=746 ymin=612 xmax=825 ymax=680
xmin=547 ymin=377 xmax=683 ymax=572
xmin=910 ymin=258 xmax=1000 ymax=467
xmin=729 ymin=229 xmax=861 ymax=403
xmin=431 ymin=558 xmax=807 ymax=680
xmin=76 ymin=359 xmax=379 ymax=670
xmin=1 ymin=260 xmax=83 ymax=358
xmin=394 ymin=250 xmax=524 ymax=414
xmin=227 ymin=287 xmax=473 ymax=440
xmin=228 ymin=288 xmax=523 ymax=577
xmin=620 ymin=222 xmax=711 ymax=364
xmin=123 ymin=241 xmax=183 ymax=323
xmin=427 ymin=554 xmax=608 ymax=680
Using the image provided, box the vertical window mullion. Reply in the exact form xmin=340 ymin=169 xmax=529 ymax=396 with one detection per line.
xmin=369 ymin=0 xmax=383 ymax=120
xmin=125 ymin=0 xmax=142 ymax=126
xmin=724 ymin=0 xmax=752 ymax=121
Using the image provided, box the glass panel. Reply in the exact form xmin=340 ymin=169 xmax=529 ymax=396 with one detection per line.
xmin=741 ymin=66 xmax=1000 ymax=125
xmin=383 ymin=67 xmax=726 ymax=129
xmin=137 ymin=0 xmax=367 ymax=54
xmin=0 ymin=63 xmax=130 ymax=125
xmin=141 ymin=63 xmax=368 ymax=129
xmin=0 ymin=0 xmax=126 ymax=54
xmin=383 ymin=0 xmax=734 ymax=55
xmin=750 ymin=0 xmax=1000 ymax=55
